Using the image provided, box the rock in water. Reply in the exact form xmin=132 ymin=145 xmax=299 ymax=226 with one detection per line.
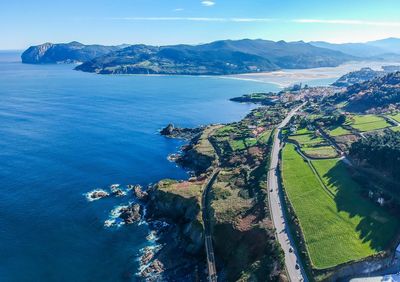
xmin=86 ymin=189 xmax=109 ymax=201
xmin=133 ymin=185 xmax=148 ymax=201
xmin=119 ymin=204 xmax=141 ymax=224
xmin=140 ymin=259 xmax=165 ymax=278
xmin=112 ymin=189 xmax=125 ymax=197
xmin=140 ymin=247 xmax=155 ymax=265
xmin=160 ymin=123 xmax=175 ymax=136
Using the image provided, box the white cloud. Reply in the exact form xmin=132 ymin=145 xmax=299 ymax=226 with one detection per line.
xmin=294 ymin=19 xmax=400 ymax=27
xmin=108 ymin=17 xmax=275 ymax=22
xmin=201 ymin=1 xmax=215 ymax=7
xmin=106 ymin=17 xmax=400 ymax=27
xmin=173 ymin=8 xmax=184 ymax=12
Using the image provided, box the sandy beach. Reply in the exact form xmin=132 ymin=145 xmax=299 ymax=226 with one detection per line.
xmin=224 ymin=61 xmax=400 ymax=87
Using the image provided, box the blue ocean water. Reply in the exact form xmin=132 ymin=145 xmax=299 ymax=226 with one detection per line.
xmin=0 ymin=52 xmax=280 ymax=281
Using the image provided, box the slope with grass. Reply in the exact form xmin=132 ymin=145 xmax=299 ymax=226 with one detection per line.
xmin=289 ymin=131 xmax=326 ymax=147
xmin=326 ymin=126 xmax=352 ymax=137
xmin=346 ymin=115 xmax=392 ymax=132
xmin=302 ymin=146 xmax=338 ymax=159
xmin=282 ymin=143 xmax=399 ymax=269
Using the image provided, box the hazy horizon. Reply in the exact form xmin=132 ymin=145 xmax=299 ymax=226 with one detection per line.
xmin=2 ymin=36 xmax=400 ymax=51
xmin=2 ymin=0 xmax=400 ymax=50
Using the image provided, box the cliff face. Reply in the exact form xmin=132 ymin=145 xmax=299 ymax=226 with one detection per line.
xmin=146 ymin=180 xmax=205 ymax=255
xmin=176 ymin=125 xmax=219 ymax=174
xmin=21 ymin=42 xmax=122 ymax=64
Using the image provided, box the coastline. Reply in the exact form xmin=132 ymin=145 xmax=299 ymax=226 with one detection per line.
xmin=224 ymin=61 xmax=400 ymax=87
xmin=71 ymin=60 xmax=400 ymax=88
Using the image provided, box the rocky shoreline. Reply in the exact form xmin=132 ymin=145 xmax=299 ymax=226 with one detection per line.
xmin=84 ymin=107 xmax=289 ymax=281
xmin=160 ymin=123 xmax=203 ymax=140
xmin=84 ymin=126 xmax=210 ymax=281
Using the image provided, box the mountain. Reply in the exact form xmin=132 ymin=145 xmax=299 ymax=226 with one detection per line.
xmin=75 ymin=39 xmax=354 ymax=75
xmin=76 ymin=44 xmax=279 ymax=75
xmin=367 ymin=38 xmax=400 ymax=54
xmin=334 ymin=71 xmax=400 ymax=112
xmin=21 ymin=41 xmax=125 ymax=64
xmin=310 ymin=38 xmax=400 ymax=58
xmin=309 ymin=41 xmax=388 ymax=57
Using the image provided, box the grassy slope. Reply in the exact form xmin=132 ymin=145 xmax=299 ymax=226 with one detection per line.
xmin=282 ymin=144 xmax=398 ymax=269
xmin=290 ymin=133 xmax=325 ymax=147
xmin=347 ymin=115 xmax=391 ymax=132
xmin=326 ymin=126 xmax=352 ymax=137
xmin=388 ymin=113 xmax=400 ymax=123
xmin=302 ymin=146 xmax=338 ymax=158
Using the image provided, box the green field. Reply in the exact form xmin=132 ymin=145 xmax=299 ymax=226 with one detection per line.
xmin=347 ymin=115 xmax=391 ymax=132
xmin=302 ymin=146 xmax=338 ymax=158
xmin=229 ymin=139 xmax=246 ymax=151
xmin=282 ymin=144 xmax=398 ymax=269
xmin=289 ymin=132 xmax=325 ymax=147
xmin=388 ymin=113 xmax=400 ymax=123
xmin=257 ymin=130 xmax=272 ymax=144
xmin=326 ymin=126 xmax=352 ymax=137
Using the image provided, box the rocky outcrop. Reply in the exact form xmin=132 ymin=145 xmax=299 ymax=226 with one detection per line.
xmin=133 ymin=185 xmax=148 ymax=201
xmin=176 ymin=143 xmax=215 ymax=174
xmin=160 ymin=123 xmax=203 ymax=140
xmin=21 ymin=41 xmax=122 ymax=64
xmin=118 ymin=203 xmax=141 ymax=224
xmin=85 ymin=189 xmax=109 ymax=201
xmin=146 ymin=181 xmax=204 ymax=255
xmin=140 ymin=259 xmax=165 ymax=278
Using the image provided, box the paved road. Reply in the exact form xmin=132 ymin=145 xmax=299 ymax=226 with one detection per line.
xmin=267 ymin=103 xmax=308 ymax=282
xmin=202 ymin=169 xmax=219 ymax=282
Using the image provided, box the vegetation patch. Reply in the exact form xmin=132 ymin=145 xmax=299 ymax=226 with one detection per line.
xmin=302 ymin=146 xmax=338 ymax=158
xmin=289 ymin=132 xmax=326 ymax=147
xmin=282 ymin=144 xmax=398 ymax=269
xmin=326 ymin=126 xmax=352 ymax=137
xmin=346 ymin=115 xmax=392 ymax=132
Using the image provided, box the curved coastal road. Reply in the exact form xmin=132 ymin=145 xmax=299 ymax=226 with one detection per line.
xmin=267 ymin=103 xmax=308 ymax=282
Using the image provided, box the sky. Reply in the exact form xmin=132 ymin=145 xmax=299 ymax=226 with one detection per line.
xmin=1 ymin=0 xmax=400 ymax=49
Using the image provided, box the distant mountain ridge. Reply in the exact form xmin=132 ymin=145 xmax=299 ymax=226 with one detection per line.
xmin=22 ymin=39 xmax=355 ymax=75
xmin=21 ymin=41 xmax=126 ymax=64
xmin=22 ymin=38 xmax=400 ymax=75
xmin=74 ymin=39 xmax=354 ymax=75
xmin=310 ymin=38 xmax=400 ymax=58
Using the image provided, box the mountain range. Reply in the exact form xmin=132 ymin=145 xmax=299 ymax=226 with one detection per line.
xmin=21 ymin=38 xmax=400 ymax=75
xmin=310 ymin=38 xmax=400 ymax=58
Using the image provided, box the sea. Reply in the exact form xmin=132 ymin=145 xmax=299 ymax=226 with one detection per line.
xmin=0 ymin=51 xmax=285 ymax=281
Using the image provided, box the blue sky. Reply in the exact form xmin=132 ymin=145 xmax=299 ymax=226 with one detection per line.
xmin=2 ymin=0 xmax=400 ymax=49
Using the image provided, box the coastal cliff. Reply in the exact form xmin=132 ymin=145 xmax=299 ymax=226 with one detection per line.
xmin=21 ymin=42 xmax=122 ymax=64
xmin=147 ymin=179 xmax=205 ymax=255
xmin=145 ymin=102 xmax=294 ymax=281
